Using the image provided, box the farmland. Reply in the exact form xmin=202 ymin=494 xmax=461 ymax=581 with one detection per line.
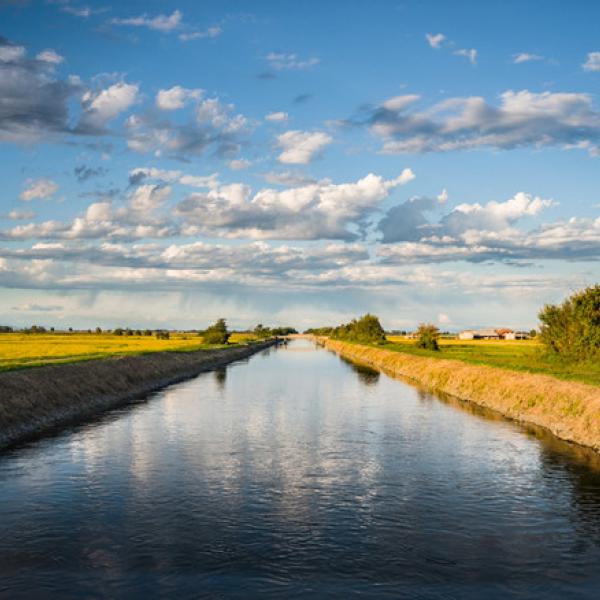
xmin=0 ymin=331 xmax=258 ymax=372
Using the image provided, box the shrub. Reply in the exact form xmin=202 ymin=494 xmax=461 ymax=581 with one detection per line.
xmin=415 ymin=323 xmax=440 ymax=351
xmin=203 ymin=318 xmax=230 ymax=345
xmin=144 ymin=329 xmax=152 ymax=336
xmin=156 ymin=330 xmax=170 ymax=340
xmin=114 ymin=328 xmax=124 ymax=336
xmin=332 ymin=314 xmax=386 ymax=344
xmin=253 ymin=323 xmax=271 ymax=339
xmin=539 ymin=285 xmax=600 ymax=360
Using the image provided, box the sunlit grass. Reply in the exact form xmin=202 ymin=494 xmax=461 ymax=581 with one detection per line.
xmin=0 ymin=331 xmax=260 ymax=372
xmin=383 ymin=336 xmax=600 ymax=386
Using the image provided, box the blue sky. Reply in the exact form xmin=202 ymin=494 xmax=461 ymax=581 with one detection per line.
xmin=1 ymin=0 xmax=599 ymax=331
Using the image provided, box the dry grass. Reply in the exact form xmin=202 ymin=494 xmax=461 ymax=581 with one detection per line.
xmin=325 ymin=339 xmax=600 ymax=453
xmin=0 ymin=331 xmax=259 ymax=372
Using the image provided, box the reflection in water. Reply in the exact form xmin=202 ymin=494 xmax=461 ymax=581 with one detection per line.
xmin=214 ymin=366 xmax=227 ymax=389
xmin=1 ymin=338 xmax=600 ymax=599
xmin=340 ymin=356 xmax=381 ymax=386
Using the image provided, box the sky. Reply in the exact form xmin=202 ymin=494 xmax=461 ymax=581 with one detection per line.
xmin=1 ymin=0 xmax=599 ymax=331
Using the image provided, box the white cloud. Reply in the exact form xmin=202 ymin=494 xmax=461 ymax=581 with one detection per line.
xmin=196 ymin=97 xmax=247 ymax=133
xmin=80 ymin=81 xmax=138 ymax=132
xmin=112 ymin=10 xmax=182 ymax=33
xmin=20 ymin=179 xmax=59 ymax=201
xmin=156 ymin=86 xmax=203 ymax=110
xmin=36 ymin=49 xmax=64 ymax=64
xmin=178 ymin=26 xmax=222 ymax=42
xmin=277 ymin=130 xmax=332 ymax=164
xmin=229 ymin=159 xmax=251 ymax=170
xmin=513 ymin=53 xmax=543 ymax=64
xmin=7 ymin=209 xmax=36 ymax=220
xmin=425 ymin=33 xmax=445 ymax=49
xmin=438 ymin=313 xmax=450 ymax=324
xmin=368 ymin=89 xmax=600 ymax=155
xmin=265 ymin=111 xmax=288 ymax=122
xmin=266 ymin=52 xmax=319 ymax=70
xmin=583 ymin=51 xmax=600 ymax=72
xmin=454 ymin=48 xmax=477 ymax=65
xmin=0 ymin=43 xmax=25 ymax=62
xmin=175 ymin=169 xmax=415 ymax=240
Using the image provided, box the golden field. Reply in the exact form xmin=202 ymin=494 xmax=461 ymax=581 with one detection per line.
xmin=0 ymin=332 xmax=258 ymax=372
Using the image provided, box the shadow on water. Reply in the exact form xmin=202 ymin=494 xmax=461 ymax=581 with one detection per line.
xmin=338 ymin=355 xmax=381 ymax=386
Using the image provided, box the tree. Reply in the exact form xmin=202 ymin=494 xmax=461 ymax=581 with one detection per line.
xmin=253 ymin=323 xmax=271 ymax=339
xmin=415 ymin=323 xmax=440 ymax=351
xmin=95 ymin=327 xmax=102 ymax=334
xmin=203 ymin=318 xmax=230 ymax=345
xmin=156 ymin=330 xmax=170 ymax=340
xmin=529 ymin=329 xmax=537 ymax=338
xmin=539 ymin=285 xmax=600 ymax=360
xmin=331 ymin=314 xmax=386 ymax=344
xmin=114 ymin=327 xmax=124 ymax=336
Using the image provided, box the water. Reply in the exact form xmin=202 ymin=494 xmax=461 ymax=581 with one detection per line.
xmin=2 ymin=339 xmax=600 ymax=599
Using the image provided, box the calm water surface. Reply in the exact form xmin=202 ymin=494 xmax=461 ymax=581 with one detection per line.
xmin=2 ymin=339 xmax=600 ymax=599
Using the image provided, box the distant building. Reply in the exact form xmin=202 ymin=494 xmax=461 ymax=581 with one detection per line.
xmin=504 ymin=331 xmax=530 ymax=340
xmin=458 ymin=329 xmax=499 ymax=340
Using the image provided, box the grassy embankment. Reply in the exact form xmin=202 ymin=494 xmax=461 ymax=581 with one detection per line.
xmin=324 ymin=338 xmax=600 ymax=452
xmin=0 ymin=332 xmax=258 ymax=372
xmin=384 ymin=337 xmax=600 ymax=387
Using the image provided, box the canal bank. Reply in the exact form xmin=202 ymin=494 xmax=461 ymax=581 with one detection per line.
xmin=323 ymin=338 xmax=600 ymax=454
xmin=0 ymin=340 xmax=276 ymax=449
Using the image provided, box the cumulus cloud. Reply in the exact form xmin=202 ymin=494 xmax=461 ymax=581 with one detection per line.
xmin=454 ymin=48 xmax=477 ymax=65
xmin=20 ymin=179 xmax=59 ymax=201
xmin=35 ymin=49 xmax=64 ymax=64
xmin=126 ymin=95 xmax=248 ymax=158
xmin=78 ymin=80 xmax=138 ymax=133
xmin=583 ymin=51 xmax=600 ymax=72
xmin=363 ymin=89 xmax=600 ymax=155
xmin=112 ymin=9 xmax=182 ymax=32
xmin=277 ymin=130 xmax=332 ymax=164
xmin=0 ymin=36 xmax=83 ymax=142
xmin=380 ymin=191 xmax=553 ymax=243
xmin=265 ymin=53 xmax=319 ymax=70
xmin=513 ymin=53 xmax=543 ymax=64
xmin=175 ymin=169 xmax=415 ymax=240
xmin=425 ymin=33 xmax=445 ymax=49
xmin=265 ymin=111 xmax=288 ymax=122
xmin=156 ymin=86 xmax=203 ymax=110
xmin=373 ymin=191 xmax=600 ymax=265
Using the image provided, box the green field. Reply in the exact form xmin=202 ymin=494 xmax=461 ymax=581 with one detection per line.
xmin=384 ymin=337 xmax=600 ymax=387
xmin=0 ymin=332 xmax=259 ymax=372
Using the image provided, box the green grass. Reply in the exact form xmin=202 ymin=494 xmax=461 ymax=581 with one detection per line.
xmin=382 ymin=337 xmax=600 ymax=387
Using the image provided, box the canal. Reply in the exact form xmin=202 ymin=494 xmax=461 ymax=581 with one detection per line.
xmin=2 ymin=338 xmax=600 ymax=598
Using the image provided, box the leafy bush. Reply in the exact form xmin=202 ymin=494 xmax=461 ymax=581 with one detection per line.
xmin=331 ymin=314 xmax=386 ymax=344
xmin=253 ymin=324 xmax=271 ymax=339
xmin=415 ymin=323 xmax=440 ymax=351
xmin=539 ymin=285 xmax=600 ymax=360
xmin=203 ymin=318 xmax=230 ymax=345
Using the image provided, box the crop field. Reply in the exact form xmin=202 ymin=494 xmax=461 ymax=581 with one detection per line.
xmin=0 ymin=332 xmax=258 ymax=372
xmin=383 ymin=337 xmax=600 ymax=386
